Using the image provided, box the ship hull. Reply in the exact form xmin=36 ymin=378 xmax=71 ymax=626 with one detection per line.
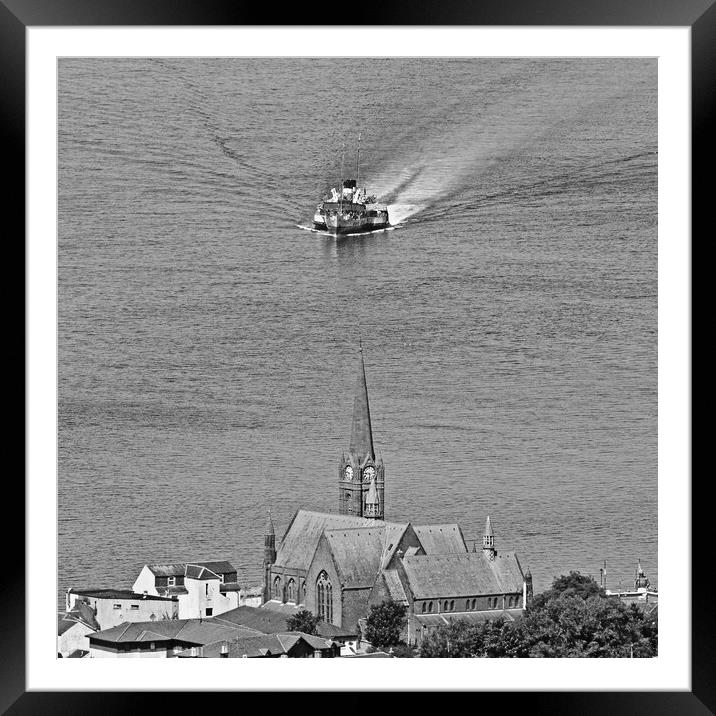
xmin=324 ymin=212 xmax=390 ymax=235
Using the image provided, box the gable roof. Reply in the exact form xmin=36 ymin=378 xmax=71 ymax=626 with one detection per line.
xmin=413 ymin=524 xmax=467 ymax=554
xmin=58 ymin=601 xmax=100 ymax=635
xmin=401 ymin=551 xmax=524 ymax=599
xmin=274 ymin=510 xmax=389 ymax=572
xmin=211 ymin=606 xmax=291 ymax=634
xmin=323 ymin=527 xmax=386 ymax=588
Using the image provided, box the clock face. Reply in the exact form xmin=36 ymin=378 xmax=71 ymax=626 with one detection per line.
xmin=363 ymin=466 xmax=376 ymax=482
xmin=344 ymin=466 xmax=353 ymax=481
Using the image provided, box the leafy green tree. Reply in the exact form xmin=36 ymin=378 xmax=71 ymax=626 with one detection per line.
xmin=364 ymin=600 xmax=407 ymax=649
xmin=286 ymin=609 xmax=320 ymax=635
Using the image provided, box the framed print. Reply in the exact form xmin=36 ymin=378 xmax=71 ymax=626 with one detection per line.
xmin=9 ymin=0 xmax=706 ymax=711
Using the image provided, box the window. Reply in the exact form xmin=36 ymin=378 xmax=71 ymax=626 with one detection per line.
xmin=428 ymin=601 xmax=433 ymax=613
xmin=450 ymin=600 xmax=454 ymax=611
xmin=206 ymin=608 xmax=213 ymax=616
xmin=422 ymin=602 xmax=427 ymax=613
xmin=130 ymin=604 xmax=139 ymax=610
xmin=205 ymin=583 xmax=209 ymax=596
xmin=167 ymin=577 xmax=176 ymax=586
xmin=472 ymin=599 xmax=476 ymax=610
xmin=300 ymin=580 xmax=306 ymax=604
xmin=272 ymin=576 xmax=282 ymax=600
xmin=150 ymin=642 xmax=156 ymax=651
xmin=443 ymin=601 xmax=449 ymax=611
xmin=465 ymin=600 xmax=470 ymax=611
xmin=113 ymin=604 xmax=122 ymax=610
xmin=316 ymin=571 xmax=333 ymax=623
xmin=287 ymin=578 xmax=296 ymax=603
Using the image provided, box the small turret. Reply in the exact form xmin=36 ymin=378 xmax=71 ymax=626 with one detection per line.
xmin=482 ymin=516 xmax=496 ymax=561
xmin=262 ymin=510 xmax=277 ymax=604
xmin=364 ymin=475 xmax=380 ymax=518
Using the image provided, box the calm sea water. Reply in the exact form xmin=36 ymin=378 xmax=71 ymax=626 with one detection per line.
xmin=58 ymin=58 xmax=657 ymax=609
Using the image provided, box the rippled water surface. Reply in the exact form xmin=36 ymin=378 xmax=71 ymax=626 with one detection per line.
xmin=58 ymin=58 xmax=657 ymax=607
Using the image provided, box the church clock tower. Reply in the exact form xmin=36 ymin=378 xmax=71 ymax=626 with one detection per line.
xmin=338 ymin=345 xmax=385 ymax=519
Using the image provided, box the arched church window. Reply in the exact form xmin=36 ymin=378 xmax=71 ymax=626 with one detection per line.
xmin=465 ymin=600 xmax=470 ymax=611
xmin=428 ymin=601 xmax=433 ymax=613
xmin=316 ymin=571 xmax=333 ymax=623
xmin=450 ymin=600 xmax=454 ymax=611
xmin=472 ymin=599 xmax=476 ymax=610
xmin=287 ymin=578 xmax=296 ymax=603
xmin=272 ymin=576 xmax=281 ymax=600
xmin=300 ymin=580 xmax=306 ymax=604
xmin=443 ymin=601 xmax=449 ymax=612
xmin=421 ymin=602 xmax=426 ymax=613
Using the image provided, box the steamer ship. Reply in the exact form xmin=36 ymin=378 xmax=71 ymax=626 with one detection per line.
xmin=312 ymin=135 xmax=390 ymax=235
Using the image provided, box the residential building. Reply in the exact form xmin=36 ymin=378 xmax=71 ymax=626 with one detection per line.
xmin=66 ymin=588 xmax=179 ymax=629
xmin=58 ymin=601 xmax=99 ymax=657
xmin=132 ymin=560 xmax=240 ymax=619
xmin=176 ymin=632 xmax=339 ymax=658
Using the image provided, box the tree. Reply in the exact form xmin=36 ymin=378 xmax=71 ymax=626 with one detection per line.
xmin=418 ymin=572 xmax=657 ymax=658
xmin=286 ymin=609 xmax=320 ymax=635
xmin=531 ymin=571 xmax=605 ymax=609
xmin=364 ymin=600 xmax=407 ymax=649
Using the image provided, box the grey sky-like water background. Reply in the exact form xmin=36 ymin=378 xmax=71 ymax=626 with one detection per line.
xmin=58 ymin=58 xmax=657 ymax=609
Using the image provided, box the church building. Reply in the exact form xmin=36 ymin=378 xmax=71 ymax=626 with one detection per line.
xmin=262 ymin=347 xmax=531 ymax=645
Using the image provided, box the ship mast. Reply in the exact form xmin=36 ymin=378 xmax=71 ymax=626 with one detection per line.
xmin=340 ymin=141 xmax=345 ymax=212
xmin=356 ymin=131 xmax=361 ymax=189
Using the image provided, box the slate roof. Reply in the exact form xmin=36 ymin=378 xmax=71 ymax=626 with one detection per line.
xmin=381 ymin=569 xmax=408 ymax=603
xmin=58 ymin=601 xmax=100 ymax=635
xmin=412 ymin=524 xmax=467 ymax=554
xmin=212 ymin=606 xmax=292 ymax=634
xmin=146 ymin=560 xmax=235 ymax=577
xmin=185 ymin=564 xmax=220 ymax=581
xmin=415 ymin=609 xmax=524 ymax=628
xmin=178 ymin=631 xmax=334 ymax=658
xmin=323 ymin=527 xmax=386 ymax=588
xmin=220 ymin=582 xmax=241 ymax=593
xmin=401 ymin=551 xmax=524 ymax=599
xmin=89 ymin=618 xmax=261 ymax=646
xmin=274 ymin=510 xmax=389 ymax=572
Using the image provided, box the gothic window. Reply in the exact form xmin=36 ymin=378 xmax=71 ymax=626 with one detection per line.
xmin=428 ymin=601 xmax=433 ymax=613
xmin=465 ymin=600 xmax=470 ymax=611
xmin=316 ymin=571 xmax=333 ymax=624
xmin=287 ymin=578 xmax=296 ymax=603
xmin=272 ymin=576 xmax=282 ymax=600
xmin=450 ymin=600 xmax=454 ymax=611
xmin=422 ymin=602 xmax=426 ymax=613
xmin=300 ymin=580 xmax=306 ymax=604
xmin=443 ymin=601 xmax=449 ymax=612
xmin=472 ymin=599 xmax=476 ymax=610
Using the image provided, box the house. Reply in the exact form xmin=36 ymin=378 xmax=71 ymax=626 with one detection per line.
xmin=259 ymin=348 xmax=531 ymax=647
xmin=58 ymin=601 xmax=99 ymax=657
xmin=66 ymin=588 xmax=179 ymax=629
xmin=87 ymin=617 xmax=263 ymax=658
xmin=176 ymin=632 xmax=339 ymax=658
xmin=132 ymin=560 xmax=240 ymax=619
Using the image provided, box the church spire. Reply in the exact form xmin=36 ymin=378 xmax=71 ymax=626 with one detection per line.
xmin=349 ymin=343 xmax=375 ymax=461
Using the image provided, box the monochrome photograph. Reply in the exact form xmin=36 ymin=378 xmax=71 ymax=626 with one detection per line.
xmin=57 ymin=56 xmax=658 ymax=660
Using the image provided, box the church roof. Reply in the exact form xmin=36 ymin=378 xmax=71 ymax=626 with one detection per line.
xmin=348 ymin=348 xmax=375 ymax=461
xmin=412 ymin=524 xmax=467 ymax=554
xmin=381 ymin=569 xmax=408 ymax=603
xmin=401 ymin=551 xmax=524 ymax=599
xmin=274 ymin=510 xmax=387 ymax=572
xmin=323 ymin=527 xmax=387 ymax=588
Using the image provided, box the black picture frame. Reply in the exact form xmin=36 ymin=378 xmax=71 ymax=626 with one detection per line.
xmin=8 ymin=0 xmax=706 ymax=711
